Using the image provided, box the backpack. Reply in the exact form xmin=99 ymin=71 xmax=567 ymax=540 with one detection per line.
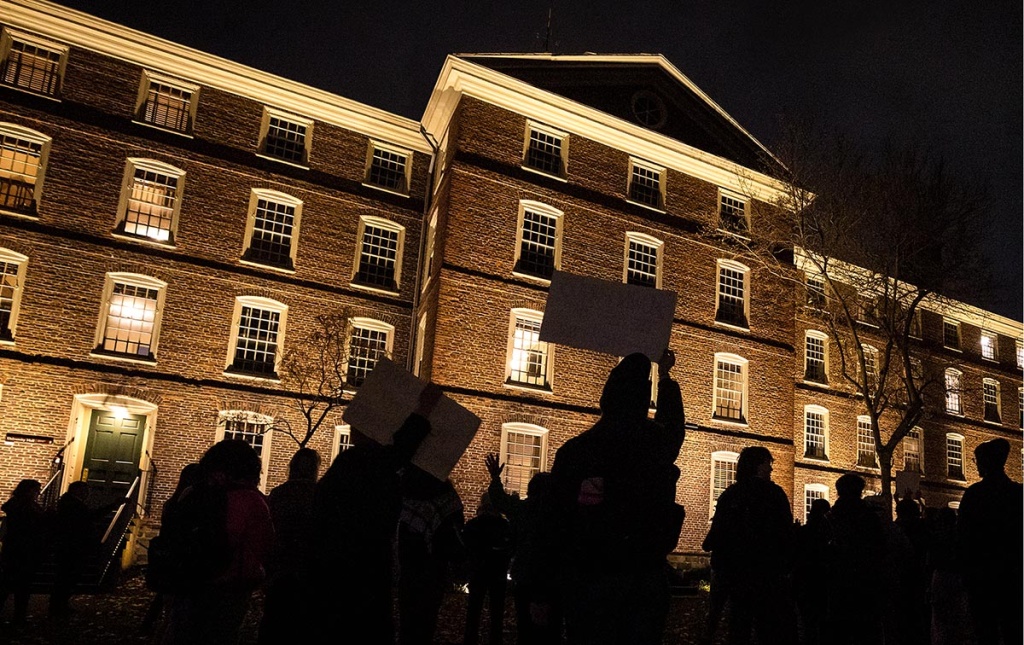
xmin=145 ymin=483 xmax=232 ymax=594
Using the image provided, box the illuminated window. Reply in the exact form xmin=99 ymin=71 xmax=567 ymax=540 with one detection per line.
xmin=980 ymin=331 xmax=998 ymax=361
xmin=225 ymin=296 xmax=287 ymax=379
xmin=803 ymin=405 xmax=829 ymax=460
xmin=711 ymin=451 xmax=738 ymax=517
xmin=1017 ymin=340 xmax=1023 ymax=368
xmin=624 ymin=232 xmax=662 ymax=288
xmin=345 ymin=318 xmax=393 ymax=388
xmin=0 ymin=28 xmax=66 ymax=97
xmin=944 ymin=368 xmax=963 ymax=415
xmin=365 ymin=142 xmax=410 ymax=194
xmin=513 ymin=201 xmax=562 ymax=281
xmin=863 ymin=345 xmax=879 ymax=389
xmin=115 ymin=158 xmax=185 ymax=244
xmin=904 ymin=427 xmax=923 ymax=473
xmin=331 ymin=424 xmax=353 ymax=462
xmin=942 ymin=319 xmax=961 ymax=351
xmin=241 ymin=189 xmax=301 ymax=271
xmin=803 ymin=484 xmax=829 ymax=524
xmin=506 ymin=309 xmax=552 ymax=390
xmin=259 ymin=108 xmax=312 ymax=165
xmin=136 ymin=71 xmax=198 ymax=134
xmin=0 ymin=247 xmax=28 ymax=343
xmin=946 ymin=433 xmax=964 ymax=480
xmin=500 ymin=423 xmax=548 ymax=498
xmin=715 ymin=260 xmax=749 ymax=328
xmin=628 ymin=159 xmax=664 ymax=210
xmin=0 ymin=123 xmax=50 ymax=215
xmin=713 ymin=354 xmax=747 ymax=423
xmin=523 ymin=123 xmax=567 ymax=178
xmin=352 ymin=216 xmax=404 ymax=292
xmin=217 ymin=411 xmax=273 ymax=490
xmin=804 ymin=331 xmax=828 ymax=384
xmin=806 ymin=275 xmax=826 ymax=308
xmin=983 ymin=378 xmax=1001 ymax=424
xmin=909 ymin=309 xmax=922 ymax=339
xmin=94 ymin=273 xmax=166 ymax=361
xmin=718 ymin=190 xmax=748 ymax=235
xmin=857 ymin=416 xmax=877 ymax=468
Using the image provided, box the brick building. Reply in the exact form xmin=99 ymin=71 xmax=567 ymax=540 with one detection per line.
xmin=0 ymin=0 xmax=1020 ymax=562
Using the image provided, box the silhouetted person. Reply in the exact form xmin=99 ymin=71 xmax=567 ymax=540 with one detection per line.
xmin=825 ymin=473 xmax=885 ymax=645
xmin=50 ymin=481 xmax=119 ymax=618
xmin=957 ymin=438 xmax=1023 ymax=645
xmin=312 ymin=401 xmax=434 ymax=645
xmin=926 ymin=507 xmax=969 ymax=645
xmin=547 ymin=349 xmax=686 ymax=645
xmin=143 ymin=462 xmax=200 ymax=634
xmin=161 ymin=440 xmax=274 ymax=645
xmin=259 ymin=447 xmax=320 ymax=645
xmin=397 ymin=467 xmax=465 ymax=645
xmin=793 ymin=498 xmax=831 ymax=645
xmin=462 ymin=491 xmax=512 ymax=645
xmin=865 ymin=493 xmax=918 ymax=645
xmin=700 ymin=446 xmax=796 ymax=645
xmin=485 ymin=454 xmax=562 ymax=645
xmin=892 ymin=496 xmax=929 ymax=645
xmin=0 ymin=479 xmax=45 ymax=626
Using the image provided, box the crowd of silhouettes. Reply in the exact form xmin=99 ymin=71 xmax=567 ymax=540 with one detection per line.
xmin=1 ymin=354 xmax=1021 ymax=645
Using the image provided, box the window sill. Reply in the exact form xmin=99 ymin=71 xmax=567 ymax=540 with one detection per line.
xmin=714 ymin=320 xmax=750 ymax=333
xmin=0 ymin=207 xmax=39 ymax=220
xmin=239 ymin=258 xmax=296 ymax=274
xmin=349 ymin=281 xmax=401 ymax=297
xmin=511 ymin=270 xmax=553 ymax=286
xmin=222 ymin=369 xmax=281 ymax=384
xmin=255 ymin=152 xmax=309 ymax=170
xmin=521 ymin=165 xmax=568 ymax=183
xmin=802 ymin=379 xmax=829 ymax=389
xmin=625 ymin=198 xmax=666 ymax=214
xmin=131 ymin=119 xmax=194 ymax=138
xmin=711 ymin=417 xmax=748 ymax=429
xmin=503 ymin=382 xmax=553 ymax=395
xmin=0 ymin=83 xmax=62 ymax=102
xmin=361 ymin=182 xmax=409 ymax=198
xmin=0 ymin=338 xmax=15 ymax=346
xmin=89 ymin=352 xmax=157 ymax=366
xmin=716 ymin=227 xmax=750 ymax=241
xmin=983 ymin=418 xmax=1003 ymax=427
xmin=111 ymin=232 xmax=177 ymax=249
xmin=802 ymin=455 xmax=830 ymax=463
xmin=942 ymin=346 xmax=962 ymax=353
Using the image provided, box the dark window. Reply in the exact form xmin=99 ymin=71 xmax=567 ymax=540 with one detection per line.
xmin=354 ymin=222 xmax=400 ymax=290
xmin=514 ymin=209 xmax=558 ymax=279
xmin=719 ymin=194 xmax=747 ymax=234
xmin=346 ymin=325 xmax=389 ymax=387
xmin=228 ymin=306 xmax=280 ymax=377
xmin=367 ymin=147 xmax=408 ymax=192
xmin=263 ymin=117 xmax=307 ymax=164
xmin=243 ymin=198 xmax=295 ymax=270
xmin=629 ymin=164 xmax=662 ymax=208
xmin=524 ymin=129 xmax=563 ymax=176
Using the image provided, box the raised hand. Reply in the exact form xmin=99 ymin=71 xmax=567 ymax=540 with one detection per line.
xmin=485 ymin=453 xmax=505 ymax=481
xmin=658 ymin=347 xmax=676 ymax=380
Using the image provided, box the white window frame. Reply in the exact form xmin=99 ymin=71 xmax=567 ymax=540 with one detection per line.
xmin=710 ymin=450 xmax=739 ymax=519
xmin=717 ymin=188 xmax=749 ymax=236
xmin=862 ymin=344 xmax=879 ymax=389
xmin=91 ymin=272 xmax=167 ymax=363
xmin=522 ymin=121 xmax=568 ymax=180
xmin=414 ymin=311 xmax=428 ymax=378
xmin=363 ymin=140 xmax=412 ymax=196
xmin=0 ymin=28 xmax=68 ymax=98
xmin=803 ymin=404 xmax=830 ymax=461
xmin=945 ymin=433 xmax=965 ymax=481
xmin=623 ymin=232 xmax=663 ymax=288
xmin=712 ymin=353 xmax=748 ymax=425
xmin=513 ymin=200 xmax=563 ymax=283
xmin=715 ymin=259 xmax=750 ymax=330
xmin=980 ymin=330 xmax=998 ymax=362
xmin=944 ymin=368 xmax=963 ymax=415
xmin=1017 ymin=340 xmax=1023 ymax=369
xmin=257 ymin=107 xmax=313 ymax=167
xmin=909 ymin=309 xmax=923 ymax=339
xmin=134 ymin=70 xmax=199 ymax=136
xmin=806 ymin=274 xmax=826 ymax=309
xmin=351 ymin=215 xmax=405 ymax=293
xmin=942 ymin=318 xmax=961 ymax=351
xmin=0 ymin=122 xmax=51 ymax=217
xmin=904 ymin=426 xmax=923 ymax=473
xmin=224 ymin=296 xmax=287 ymax=381
xmin=982 ymin=378 xmax=1001 ymax=424
xmin=505 ymin=308 xmax=553 ymax=392
xmin=114 ymin=158 xmax=186 ymax=246
xmin=626 ymin=158 xmax=665 ymax=211
xmin=344 ymin=317 xmax=394 ymax=389
xmin=499 ymin=423 xmax=548 ymax=498
xmin=1019 ymin=387 xmax=1023 ymax=430
xmin=0 ymin=247 xmax=28 ymax=344
xmin=856 ymin=416 xmax=878 ymax=468
xmin=421 ymin=208 xmax=438 ymax=289
xmin=804 ymin=330 xmax=829 ymax=385
xmin=216 ymin=410 xmax=273 ymax=491
xmin=331 ymin=423 xmax=353 ymax=463
xmin=803 ymin=483 xmax=829 ymax=524
xmin=240 ymin=189 xmax=302 ymax=272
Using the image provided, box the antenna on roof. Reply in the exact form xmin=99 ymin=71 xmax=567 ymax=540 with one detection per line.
xmin=543 ymin=1 xmax=554 ymax=53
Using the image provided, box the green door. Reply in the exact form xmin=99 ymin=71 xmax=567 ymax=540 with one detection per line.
xmin=81 ymin=410 xmax=146 ymax=510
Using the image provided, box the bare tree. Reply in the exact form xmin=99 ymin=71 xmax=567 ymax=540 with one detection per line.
xmin=747 ymin=129 xmax=990 ymax=513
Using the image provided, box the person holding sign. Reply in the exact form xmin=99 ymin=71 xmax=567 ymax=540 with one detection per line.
xmin=547 ymin=348 xmax=685 ymax=645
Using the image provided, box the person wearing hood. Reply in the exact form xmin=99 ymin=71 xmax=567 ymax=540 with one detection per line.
xmin=547 ymin=348 xmax=686 ymax=645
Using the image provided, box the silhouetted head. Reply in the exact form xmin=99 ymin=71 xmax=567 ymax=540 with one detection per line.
xmin=200 ymin=439 xmax=262 ymax=487
xmin=895 ymin=497 xmax=921 ymax=521
xmin=527 ymin=471 xmax=553 ymax=499
xmin=974 ymin=438 xmax=1010 ymax=478
xmin=736 ymin=446 xmax=773 ymax=482
xmin=599 ymin=353 xmax=652 ymax=421
xmin=391 ymin=413 xmax=431 ymax=465
xmin=173 ymin=463 xmax=201 ymax=495
xmin=9 ymin=478 xmax=41 ymax=502
xmin=835 ymin=473 xmax=865 ymax=499
xmin=288 ymin=447 xmax=321 ymax=481
xmin=809 ymin=497 xmax=831 ymax=521
xmin=66 ymin=480 xmax=90 ymax=501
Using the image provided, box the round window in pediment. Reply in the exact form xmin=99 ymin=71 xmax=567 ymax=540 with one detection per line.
xmin=631 ymin=91 xmax=667 ymax=129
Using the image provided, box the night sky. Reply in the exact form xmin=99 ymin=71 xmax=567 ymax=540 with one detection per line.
xmin=51 ymin=0 xmax=1023 ymax=321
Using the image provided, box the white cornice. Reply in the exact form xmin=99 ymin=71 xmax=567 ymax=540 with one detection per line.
xmin=421 ymin=54 xmax=791 ymax=202
xmin=1 ymin=0 xmax=431 ymax=153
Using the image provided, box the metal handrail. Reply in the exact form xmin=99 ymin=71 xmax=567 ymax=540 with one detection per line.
xmin=101 ymin=475 xmax=139 ymax=545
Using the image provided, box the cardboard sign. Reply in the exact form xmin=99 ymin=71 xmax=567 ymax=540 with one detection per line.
xmin=895 ymin=470 xmax=922 ymax=500
xmin=342 ymin=357 xmax=481 ymax=480
xmin=539 ymin=270 xmax=677 ymax=360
